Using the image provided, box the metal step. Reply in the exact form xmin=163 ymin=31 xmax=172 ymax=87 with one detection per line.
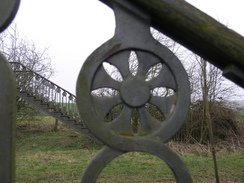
xmin=10 ymin=62 xmax=94 ymax=139
xmin=16 ymin=88 xmax=93 ymax=138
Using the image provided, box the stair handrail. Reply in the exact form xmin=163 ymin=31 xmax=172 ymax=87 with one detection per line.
xmin=9 ymin=62 xmax=81 ymax=122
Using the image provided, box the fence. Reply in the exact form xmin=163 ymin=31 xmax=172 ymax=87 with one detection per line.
xmin=1 ymin=0 xmax=244 ymax=182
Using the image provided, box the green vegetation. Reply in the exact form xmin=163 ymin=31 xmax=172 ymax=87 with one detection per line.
xmin=16 ymin=117 xmax=244 ymax=183
xmin=237 ymin=111 xmax=244 ymax=126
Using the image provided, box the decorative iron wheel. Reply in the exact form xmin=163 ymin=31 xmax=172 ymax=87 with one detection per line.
xmin=91 ymin=50 xmax=177 ymax=135
xmin=77 ymin=40 xmax=190 ymax=151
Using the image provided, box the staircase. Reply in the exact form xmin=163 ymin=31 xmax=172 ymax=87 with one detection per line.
xmin=9 ymin=62 xmax=93 ymax=138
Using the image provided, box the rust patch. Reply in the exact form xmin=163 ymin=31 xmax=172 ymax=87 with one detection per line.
xmin=100 ymin=43 xmax=121 ymax=60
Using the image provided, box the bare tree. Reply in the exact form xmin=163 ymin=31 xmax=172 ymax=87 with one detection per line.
xmin=151 ymin=30 xmax=241 ymax=182
xmin=0 ymin=23 xmax=54 ymax=117
xmin=187 ymin=54 xmax=238 ymax=103
xmin=0 ymin=23 xmax=53 ymax=77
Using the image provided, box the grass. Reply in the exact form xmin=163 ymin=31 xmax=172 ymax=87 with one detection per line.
xmin=15 ymin=116 xmax=244 ymax=183
xmin=237 ymin=117 xmax=244 ymax=126
xmin=237 ymin=110 xmax=244 ymax=124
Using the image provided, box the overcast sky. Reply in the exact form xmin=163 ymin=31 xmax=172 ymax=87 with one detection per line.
xmin=12 ymin=0 xmax=244 ymax=96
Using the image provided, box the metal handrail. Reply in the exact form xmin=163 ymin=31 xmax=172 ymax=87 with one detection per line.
xmin=100 ymin=0 xmax=244 ymax=88
xmin=9 ymin=62 xmax=81 ymax=122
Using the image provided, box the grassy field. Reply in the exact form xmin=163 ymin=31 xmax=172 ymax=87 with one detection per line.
xmin=16 ymin=117 xmax=244 ymax=183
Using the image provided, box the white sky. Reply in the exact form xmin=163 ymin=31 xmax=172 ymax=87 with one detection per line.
xmin=12 ymin=0 xmax=244 ymax=96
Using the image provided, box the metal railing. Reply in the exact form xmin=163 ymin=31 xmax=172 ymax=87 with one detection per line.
xmin=1 ymin=0 xmax=244 ymax=182
xmin=9 ymin=62 xmax=81 ymax=123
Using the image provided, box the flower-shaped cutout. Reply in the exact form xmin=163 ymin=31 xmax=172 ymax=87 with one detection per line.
xmin=91 ymin=50 xmax=176 ymax=136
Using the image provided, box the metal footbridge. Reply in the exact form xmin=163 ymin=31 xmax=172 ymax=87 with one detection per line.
xmin=9 ymin=62 xmax=93 ymax=138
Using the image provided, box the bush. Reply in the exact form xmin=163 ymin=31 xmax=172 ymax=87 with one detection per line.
xmin=171 ymin=100 xmax=244 ymax=145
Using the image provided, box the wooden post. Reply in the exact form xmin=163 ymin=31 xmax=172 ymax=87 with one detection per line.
xmin=54 ymin=118 xmax=59 ymax=132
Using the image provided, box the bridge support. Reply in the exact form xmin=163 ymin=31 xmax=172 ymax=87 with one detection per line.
xmin=0 ymin=54 xmax=16 ymax=183
xmin=77 ymin=0 xmax=192 ymax=182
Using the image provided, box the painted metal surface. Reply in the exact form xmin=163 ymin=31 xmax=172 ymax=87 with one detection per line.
xmin=0 ymin=0 xmax=19 ymax=181
xmin=0 ymin=0 xmax=20 ymax=32
xmin=0 ymin=55 xmax=16 ymax=182
xmin=81 ymin=145 xmax=192 ymax=183
xmin=101 ymin=0 xmax=244 ymax=88
xmin=0 ymin=0 xmax=242 ymax=182
xmin=77 ymin=0 xmax=192 ymax=182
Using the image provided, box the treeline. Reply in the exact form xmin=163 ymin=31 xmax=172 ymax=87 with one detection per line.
xmin=171 ymin=100 xmax=243 ymax=145
xmin=105 ymin=100 xmax=243 ymax=145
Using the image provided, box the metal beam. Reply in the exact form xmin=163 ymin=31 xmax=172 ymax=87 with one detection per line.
xmin=100 ymin=0 xmax=244 ymax=87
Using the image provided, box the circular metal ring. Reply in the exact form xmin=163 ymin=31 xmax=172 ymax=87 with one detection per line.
xmin=77 ymin=38 xmax=190 ymax=151
xmin=81 ymin=142 xmax=192 ymax=183
xmin=0 ymin=0 xmax=20 ymax=32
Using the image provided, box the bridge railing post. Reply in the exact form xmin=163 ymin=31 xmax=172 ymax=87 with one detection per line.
xmin=0 ymin=54 xmax=17 ymax=183
xmin=77 ymin=1 xmax=192 ymax=182
xmin=0 ymin=0 xmax=20 ymax=182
